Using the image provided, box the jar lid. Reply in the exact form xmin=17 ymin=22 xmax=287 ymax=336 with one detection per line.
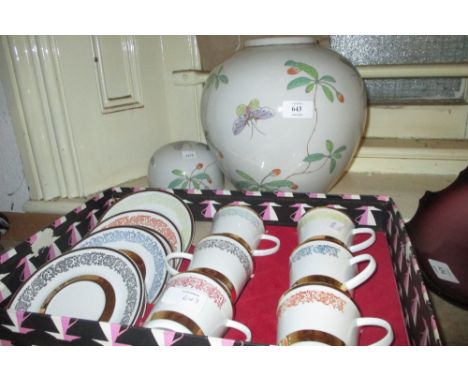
xmin=244 ymin=36 xmax=317 ymax=48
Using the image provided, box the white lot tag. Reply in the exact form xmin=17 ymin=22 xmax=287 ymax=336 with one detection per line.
xmin=428 ymin=259 xmax=460 ymax=284
xmin=182 ymin=150 xmax=197 ymax=160
xmin=282 ymin=101 xmax=314 ymax=119
xmin=162 ymin=288 xmax=207 ymax=315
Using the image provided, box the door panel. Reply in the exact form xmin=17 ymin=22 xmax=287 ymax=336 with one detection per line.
xmin=1 ymin=35 xmax=203 ymax=199
xmin=91 ymin=36 xmax=144 ymax=112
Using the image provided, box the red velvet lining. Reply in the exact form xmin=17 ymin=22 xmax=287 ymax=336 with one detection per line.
xmin=141 ymin=225 xmax=409 ymax=346
xmin=226 ymin=226 xmax=409 ymax=345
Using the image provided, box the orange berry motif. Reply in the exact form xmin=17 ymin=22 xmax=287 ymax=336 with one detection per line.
xmin=291 ymin=183 xmax=299 ymax=190
xmin=271 ymin=168 xmax=282 ymax=176
xmin=337 ymin=92 xmax=345 ymax=103
xmin=287 ymin=67 xmax=300 ymax=75
xmin=196 ymin=163 xmax=204 ymax=169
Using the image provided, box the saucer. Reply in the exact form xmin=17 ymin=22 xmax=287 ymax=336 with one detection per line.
xmin=74 ymin=226 xmax=168 ymax=303
xmin=8 ymin=247 xmax=145 ymax=325
xmin=101 ymin=190 xmax=194 ymax=251
xmin=94 ymin=209 xmax=182 ymax=252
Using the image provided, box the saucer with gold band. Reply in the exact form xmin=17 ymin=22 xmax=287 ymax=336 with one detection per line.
xmin=93 ymin=209 xmax=183 ymax=253
xmin=8 ymin=247 xmax=146 ymax=326
xmin=100 ymin=189 xmax=195 ymax=252
xmin=73 ymin=226 xmax=169 ymax=304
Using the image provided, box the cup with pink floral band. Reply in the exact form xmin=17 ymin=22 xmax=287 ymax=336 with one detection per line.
xmin=276 ymin=283 xmax=393 ymax=346
xmin=165 ymin=233 xmax=254 ymax=302
xmin=297 ymin=207 xmax=376 ymax=253
xmin=211 ymin=205 xmax=280 ymax=256
xmin=144 ymin=271 xmax=251 ymax=341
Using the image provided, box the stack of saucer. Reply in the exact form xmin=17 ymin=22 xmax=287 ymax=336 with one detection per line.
xmin=8 ymin=190 xmax=195 ymax=327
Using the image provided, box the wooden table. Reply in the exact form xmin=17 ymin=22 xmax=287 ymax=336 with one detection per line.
xmin=0 ymin=211 xmax=60 ymax=252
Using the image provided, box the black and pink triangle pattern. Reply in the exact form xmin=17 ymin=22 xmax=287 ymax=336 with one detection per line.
xmin=0 ymin=187 xmax=441 ymax=345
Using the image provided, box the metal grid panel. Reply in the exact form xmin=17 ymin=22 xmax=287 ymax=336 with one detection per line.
xmin=330 ymin=35 xmax=468 ymax=104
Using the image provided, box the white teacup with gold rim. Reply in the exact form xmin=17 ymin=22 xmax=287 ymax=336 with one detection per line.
xmin=298 ymin=207 xmax=376 ymax=253
xmin=144 ymin=271 xmax=252 ymax=341
xmin=211 ymin=205 xmax=280 ymax=257
xmin=289 ymin=239 xmax=376 ymax=293
xmin=276 ymin=283 xmax=393 ymax=346
xmin=165 ymin=234 xmax=254 ymax=302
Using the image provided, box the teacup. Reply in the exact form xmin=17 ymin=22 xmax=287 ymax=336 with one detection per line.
xmin=297 ymin=207 xmax=376 ymax=253
xmin=211 ymin=205 xmax=280 ymax=256
xmin=165 ymin=234 xmax=254 ymax=302
xmin=144 ymin=271 xmax=252 ymax=341
xmin=276 ymin=283 xmax=393 ymax=346
xmin=289 ymin=239 xmax=376 ymax=293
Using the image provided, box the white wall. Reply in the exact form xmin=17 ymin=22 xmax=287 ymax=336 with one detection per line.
xmin=0 ymin=78 xmax=29 ymax=212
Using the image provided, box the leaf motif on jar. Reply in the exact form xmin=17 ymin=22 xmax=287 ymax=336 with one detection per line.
xmin=285 ymin=60 xmax=345 ymax=104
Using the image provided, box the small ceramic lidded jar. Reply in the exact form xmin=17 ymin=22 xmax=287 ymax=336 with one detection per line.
xmin=201 ymin=37 xmax=367 ymax=192
xmin=148 ymin=141 xmax=224 ymax=190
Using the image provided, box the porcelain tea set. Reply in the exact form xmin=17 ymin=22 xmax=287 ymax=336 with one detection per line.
xmin=8 ymin=188 xmax=393 ymax=345
xmin=8 ymin=190 xmax=192 ymax=326
xmin=277 ymin=207 xmax=393 ymax=346
xmin=144 ymin=204 xmax=281 ymax=341
xmin=144 ymin=201 xmax=393 ymax=346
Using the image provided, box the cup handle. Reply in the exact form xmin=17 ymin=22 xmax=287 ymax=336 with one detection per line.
xmin=349 ymin=228 xmax=376 ymax=253
xmin=252 ymin=234 xmax=281 ymax=257
xmin=165 ymin=252 xmax=193 ymax=276
xmin=355 ymin=317 xmax=394 ymax=346
xmin=225 ymin=319 xmax=252 ymax=342
xmin=345 ymin=254 xmax=377 ymax=290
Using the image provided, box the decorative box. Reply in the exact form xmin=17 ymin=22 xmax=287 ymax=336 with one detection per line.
xmin=0 ymin=187 xmax=442 ymax=346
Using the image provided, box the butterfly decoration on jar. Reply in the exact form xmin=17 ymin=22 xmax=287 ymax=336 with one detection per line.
xmin=233 ymin=99 xmax=274 ymax=139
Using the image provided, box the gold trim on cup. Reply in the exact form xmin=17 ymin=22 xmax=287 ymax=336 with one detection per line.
xmin=191 ymin=267 xmax=237 ymax=302
xmin=278 ymin=329 xmax=345 ymax=346
xmin=148 ymin=310 xmax=205 ymax=336
xmin=39 ymin=275 xmax=116 ymax=321
xmin=291 ymin=275 xmax=351 ymax=296
xmin=280 ymin=279 xmax=347 ymax=300
xmin=302 ymin=235 xmax=348 ymax=250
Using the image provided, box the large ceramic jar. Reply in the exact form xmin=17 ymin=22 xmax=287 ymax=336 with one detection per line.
xmin=201 ymin=37 xmax=367 ymax=192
